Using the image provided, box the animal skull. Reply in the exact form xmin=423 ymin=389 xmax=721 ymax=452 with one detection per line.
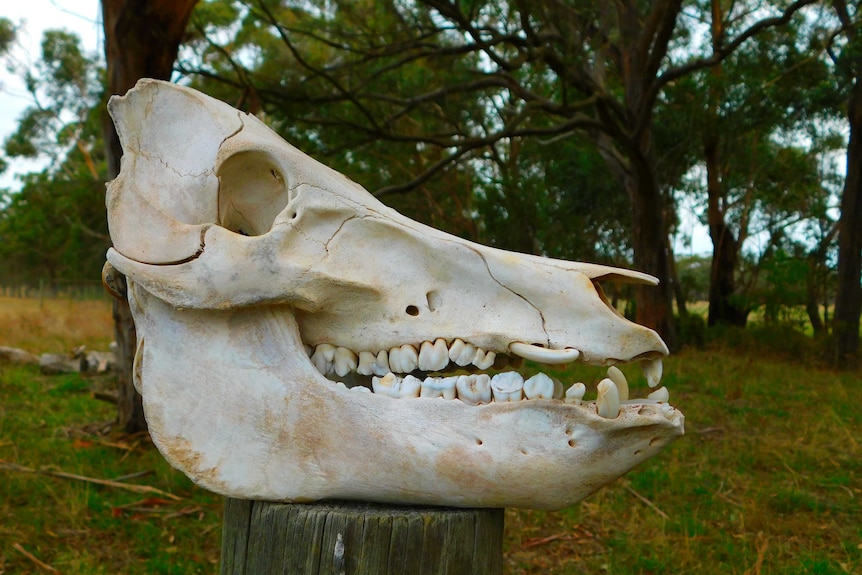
xmin=105 ymin=79 xmax=683 ymax=509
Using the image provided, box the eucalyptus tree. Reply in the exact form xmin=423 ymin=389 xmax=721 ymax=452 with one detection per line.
xmin=0 ymin=30 xmax=108 ymax=286
xmin=817 ymin=0 xmax=862 ymax=367
xmin=685 ymin=2 xmax=840 ymax=327
xmin=179 ymin=0 xmax=820 ymax=350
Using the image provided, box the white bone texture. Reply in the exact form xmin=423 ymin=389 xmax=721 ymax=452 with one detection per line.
xmin=105 ymin=79 xmax=684 ymax=509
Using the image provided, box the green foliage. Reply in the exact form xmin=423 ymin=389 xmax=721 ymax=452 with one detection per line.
xmin=0 ymin=17 xmax=15 ymax=56
xmin=0 ymin=29 xmax=107 ymax=285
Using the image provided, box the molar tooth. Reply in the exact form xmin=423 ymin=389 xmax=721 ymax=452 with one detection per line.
xmin=371 ymin=373 xmax=420 ymax=399
xmin=472 ymin=348 xmax=496 ymax=370
xmin=456 ymin=374 xmax=491 ymax=406
xmin=523 ymin=373 xmax=562 ymax=400
xmin=418 ymin=338 xmax=449 ymax=371
xmin=372 ymin=350 xmax=390 ymax=377
xmin=333 ymin=347 xmax=358 ymax=377
xmin=311 ymin=344 xmax=336 ymax=375
xmin=661 ymin=403 xmax=675 ymax=418
xmin=642 ymin=357 xmax=663 ymax=388
xmin=357 ymin=351 xmax=376 ymax=376
xmin=304 ymin=344 xmax=313 ymax=357
xmin=596 ymin=378 xmax=621 ymax=418
xmin=647 ymin=386 xmax=669 ymax=403
xmin=490 ymin=371 xmax=523 ymax=402
xmin=351 ymin=385 xmax=371 ymax=393
xmin=449 ymin=338 xmax=476 ymax=366
xmin=607 ymin=366 xmax=629 ymax=401
xmin=420 ymin=376 xmax=458 ymax=399
xmin=397 ymin=344 xmax=418 ymax=373
xmin=565 ymin=382 xmax=586 ymax=404
xmin=509 ymin=342 xmax=580 ymax=364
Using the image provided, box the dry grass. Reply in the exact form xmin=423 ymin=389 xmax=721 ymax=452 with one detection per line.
xmin=0 ymin=296 xmax=114 ymax=353
xmin=0 ymin=297 xmax=859 ymax=574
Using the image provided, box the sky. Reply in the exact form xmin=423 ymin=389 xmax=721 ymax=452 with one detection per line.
xmin=0 ymin=0 xmax=101 ymax=190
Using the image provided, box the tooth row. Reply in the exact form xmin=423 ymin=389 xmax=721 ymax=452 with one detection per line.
xmin=356 ymin=367 xmax=670 ymax=418
xmin=312 ymin=341 xmax=663 ymax=392
xmin=368 ymin=371 xmax=566 ymax=405
xmin=312 ymin=338 xmax=500 ymax=377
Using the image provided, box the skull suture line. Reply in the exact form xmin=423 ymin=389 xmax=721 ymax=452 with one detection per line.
xmin=105 ymin=79 xmax=684 ymax=509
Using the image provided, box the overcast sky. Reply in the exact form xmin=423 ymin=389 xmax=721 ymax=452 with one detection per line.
xmin=0 ymin=0 xmax=101 ymax=190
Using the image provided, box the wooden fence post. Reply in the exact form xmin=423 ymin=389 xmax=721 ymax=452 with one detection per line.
xmin=220 ymin=499 xmax=504 ymax=575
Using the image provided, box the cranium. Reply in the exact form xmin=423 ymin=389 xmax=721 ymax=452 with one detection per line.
xmin=105 ymin=79 xmax=683 ymax=509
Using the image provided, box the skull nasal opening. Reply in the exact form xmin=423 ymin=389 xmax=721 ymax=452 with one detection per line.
xmin=216 ymin=150 xmax=292 ymax=236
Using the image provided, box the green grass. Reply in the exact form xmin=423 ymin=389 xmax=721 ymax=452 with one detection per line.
xmin=505 ymin=341 xmax=861 ymax=574
xmin=0 ymin=298 xmax=859 ymax=573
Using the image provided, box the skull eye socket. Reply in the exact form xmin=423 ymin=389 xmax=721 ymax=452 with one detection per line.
xmin=217 ymin=151 xmax=291 ymax=236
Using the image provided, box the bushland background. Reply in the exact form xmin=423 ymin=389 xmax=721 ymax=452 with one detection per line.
xmin=0 ymin=1 xmax=860 ymax=573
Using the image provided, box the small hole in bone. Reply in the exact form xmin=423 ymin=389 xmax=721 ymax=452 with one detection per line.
xmin=520 ymin=449 xmax=528 ymax=455
xmin=638 ymin=407 xmax=647 ymax=415
xmin=568 ymin=439 xmax=577 ymax=448
xmin=425 ymin=290 xmax=441 ymax=312
xmin=476 ymin=439 xmax=483 ymax=446
xmin=634 ymin=449 xmax=642 ymax=456
xmin=270 ymin=169 xmax=282 ymax=183
xmin=649 ymin=437 xmax=661 ymax=446
xmin=564 ymin=427 xmax=573 ymax=436
xmin=405 ymin=305 xmax=420 ymax=316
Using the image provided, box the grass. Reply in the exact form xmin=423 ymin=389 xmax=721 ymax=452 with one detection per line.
xmin=1 ymin=297 xmax=860 ymax=574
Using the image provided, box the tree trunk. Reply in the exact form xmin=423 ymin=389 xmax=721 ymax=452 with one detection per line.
xmin=101 ymin=0 xmax=199 ymax=432
xmin=704 ymin=138 xmax=747 ymax=327
xmin=832 ymin=81 xmax=862 ymax=368
xmin=627 ymin=152 xmax=678 ymax=351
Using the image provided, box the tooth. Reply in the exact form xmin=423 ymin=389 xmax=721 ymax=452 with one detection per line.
xmin=372 ymin=350 xmax=390 ymax=377
xmin=449 ymin=339 xmax=476 ymax=366
xmin=642 ymin=358 xmax=663 ymax=388
xmin=421 ymin=376 xmax=458 ymax=399
xmin=311 ymin=344 xmax=336 ymax=374
xmin=456 ymin=374 xmax=491 ymax=405
xmin=523 ymin=373 xmax=561 ymax=400
xmin=647 ymin=386 xmax=669 ymax=402
xmin=509 ymin=342 xmax=579 ymax=364
xmin=399 ymin=374 xmax=422 ymax=398
xmin=596 ymin=378 xmax=621 ymax=418
xmin=490 ymin=372 xmax=523 ymax=402
xmin=351 ymin=385 xmax=371 ymax=393
xmin=388 ymin=346 xmax=404 ymax=373
xmin=372 ymin=373 xmax=398 ymax=397
xmin=371 ymin=373 xmax=420 ymax=399
xmin=607 ymin=366 xmax=629 ymax=401
xmin=418 ymin=338 xmax=449 ymax=371
xmin=304 ymin=344 xmax=313 ymax=357
xmin=357 ymin=351 xmax=376 ymax=376
xmin=333 ymin=347 xmax=358 ymax=377
xmin=400 ymin=344 xmax=419 ymax=372
xmin=661 ymin=403 xmax=675 ymax=418
xmin=565 ymin=382 xmax=586 ymax=404
xmin=472 ymin=348 xmax=496 ymax=370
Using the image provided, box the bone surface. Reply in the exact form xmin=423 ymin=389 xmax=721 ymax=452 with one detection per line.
xmin=105 ymin=79 xmax=684 ymax=509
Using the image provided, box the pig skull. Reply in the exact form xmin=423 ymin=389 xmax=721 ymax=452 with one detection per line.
xmin=105 ymin=79 xmax=683 ymax=509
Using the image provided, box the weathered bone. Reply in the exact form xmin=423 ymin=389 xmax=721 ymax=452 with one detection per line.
xmin=105 ymin=79 xmax=684 ymax=509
